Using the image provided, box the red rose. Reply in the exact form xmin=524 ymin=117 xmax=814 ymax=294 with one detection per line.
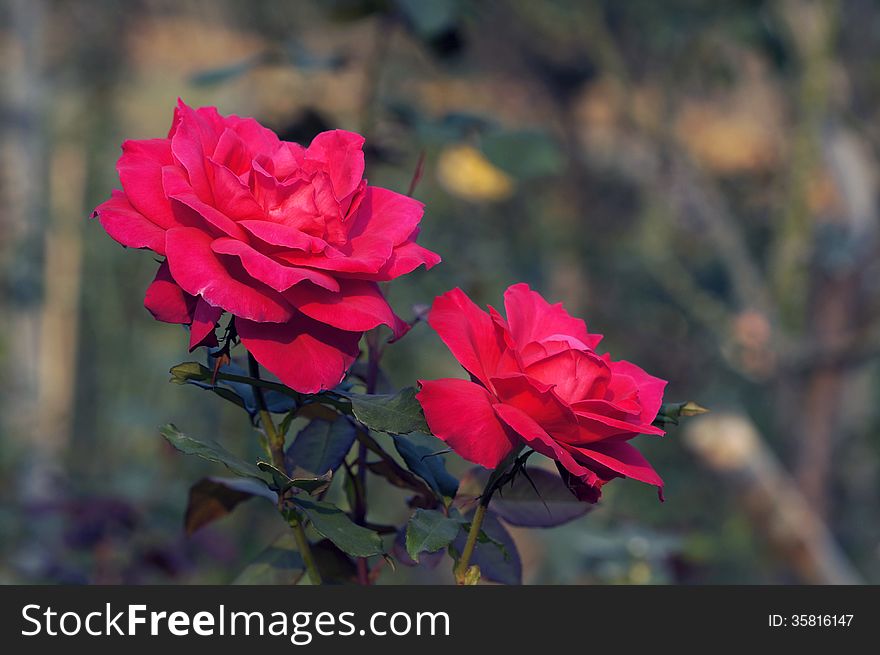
xmin=93 ymin=100 xmax=440 ymax=393
xmin=416 ymin=284 xmax=666 ymax=501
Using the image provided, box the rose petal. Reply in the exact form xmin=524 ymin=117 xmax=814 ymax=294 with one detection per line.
xmin=369 ymin=238 xmax=442 ymax=281
xmin=278 ymin=236 xmax=391 ymax=275
xmin=428 ymin=288 xmax=510 ymax=388
xmin=237 ymin=314 xmax=361 ymax=394
xmin=493 ymin=402 xmax=601 ymax=487
xmin=608 ymin=359 xmax=667 ymax=425
xmin=169 ymin=191 xmax=249 ymax=240
xmin=239 ymin=220 xmax=328 ymax=254
xmin=165 ymin=227 xmax=293 ymax=323
xmin=189 ymin=298 xmax=222 ymax=350
xmin=226 ymin=115 xmax=280 ymax=157
xmin=569 ymin=406 xmax=665 ymax=439
xmin=285 ymin=278 xmax=401 ymax=334
xmin=93 ymin=190 xmax=166 ymax=254
xmin=524 ymin=349 xmax=611 ymax=403
xmin=117 ymin=139 xmax=178 ymax=229
xmin=207 ymin=160 xmax=265 ymax=220
xmin=170 ymin=100 xmax=221 ymax=203
xmin=567 ymin=440 xmax=664 ymax=489
xmin=211 ymin=237 xmax=340 ymax=293
xmin=416 ymin=379 xmax=519 ymax=469
xmin=490 ymin=374 xmax=582 ymax=443
xmin=346 ymin=186 xmax=425 ymax=246
xmin=305 ymin=130 xmax=365 ymax=200
xmin=503 ymin=283 xmax=603 ymax=363
xmin=143 ymin=260 xmax=195 ymax=324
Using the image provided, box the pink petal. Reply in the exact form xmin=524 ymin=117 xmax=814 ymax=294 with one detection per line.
xmin=117 ymin=139 xmax=178 ymax=229
xmin=493 ymin=402 xmax=600 ymax=487
xmin=346 ymin=186 xmax=425 ymax=246
xmin=608 ymin=359 xmax=667 ymax=425
xmin=165 ymin=227 xmax=294 ymax=323
xmin=370 ymin=238 xmax=442 ymax=281
xmin=143 ymin=261 xmax=195 ymax=324
xmin=225 ymin=114 xmax=280 ymax=156
xmin=211 ymin=237 xmax=340 ymax=293
xmin=207 ymin=160 xmax=265 ymax=220
xmin=269 ymin=140 xmax=306 ymax=175
xmin=170 ymin=100 xmax=220 ymax=203
xmin=237 ymin=314 xmax=361 ymax=394
xmin=568 ymin=406 xmax=665 ymax=439
xmin=168 ymin=191 xmax=248 ymax=240
xmin=93 ymin=190 xmax=166 ymax=254
xmin=305 ymin=130 xmax=365 ymax=200
xmin=490 ymin=374 xmax=582 ymax=443
xmin=278 ymin=235 xmax=391 ymax=274
xmin=239 ymin=220 xmax=328 ymax=254
xmin=524 ymin=349 xmax=611 ymax=403
xmin=568 ymin=440 xmax=664 ymax=489
xmin=285 ymin=278 xmax=400 ymax=333
xmin=503 ymin=283 xmax=603 ymax=362
xmin=572 ymin=397 xmax=641 ymax=418
xmin=416 ymin=379 xmax=519 ymax=469
xmin=428 ymin=288 xmax=510 ymax=388
xmin=211 ymin=128 xmax=250 ymax=173
xmin=189 ymin=298 xmax=222 ymax=350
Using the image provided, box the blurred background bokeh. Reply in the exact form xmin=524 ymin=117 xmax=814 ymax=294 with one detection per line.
xmin=2 ymin=0 xmax=879 ymax=584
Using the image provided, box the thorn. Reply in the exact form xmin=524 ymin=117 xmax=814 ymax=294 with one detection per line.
xmin=520 ymin=466 xmax=551 ymax=517
xmin=210 ymin=352 xmax=230 ymax=386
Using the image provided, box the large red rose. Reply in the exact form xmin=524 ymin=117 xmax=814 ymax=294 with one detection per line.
xmin=93 ymin=100 xmax=440 ymax=393
xmin=416 ymin=284 xmax=666 ymax=502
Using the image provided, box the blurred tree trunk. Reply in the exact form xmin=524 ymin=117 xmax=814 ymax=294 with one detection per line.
xmin=36 ymin=144 xmax=86 ymax=456
xmin=2 ymin=0 xmax=53 ymax=496
xmin=685 ymin=413 xmax=862 ymax=584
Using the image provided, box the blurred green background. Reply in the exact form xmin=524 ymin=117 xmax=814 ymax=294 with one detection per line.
xmin=2 ymin=0 xmax=879 ymax=584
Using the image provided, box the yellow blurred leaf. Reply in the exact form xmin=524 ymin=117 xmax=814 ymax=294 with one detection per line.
xmin=437 ymin=144 xmax=514 ymax=202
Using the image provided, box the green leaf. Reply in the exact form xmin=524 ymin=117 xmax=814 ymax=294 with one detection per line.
xmin=169 ymin=361 xmax=301 ymax=400
xmin=291 ymin=497 xmax=384 ymax=558
xmin=169 ymin=361 xmax=212 ymax=384
xmin=256 ymin=461 xmax=332 ymax=495
xmin=366 ymin=460 xmax=436 ymax=506
xmin=481 ymin=131 xmax=563 ymax=180
xmin=286 ymin=417 xmax=357 ymax=477
xmin=311 ymin=539 xmax=358 ymax=584
xmin=160 ymin=424 xmax=265 ymax=480
xmin=653 ymin=401 xmax=709 ymax=427
xmin=393 ymin=433 xmax=459 ymax=499
xmin=232 ymin=533 xmax=304 ymax=585
xmin=185 ymin=477 xmax=277 ymax=535
xmin=339 ymin=387 xmax=429 ymax=435
xmin=405 ymin=509 xmax=462 ymax=563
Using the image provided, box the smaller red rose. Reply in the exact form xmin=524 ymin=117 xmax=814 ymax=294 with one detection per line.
xmin=416 ymin=284 xmax=667 ymax=502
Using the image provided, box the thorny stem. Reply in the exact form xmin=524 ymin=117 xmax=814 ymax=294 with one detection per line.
xmin=247 ymin=352 xmax=322 ymax=585
xmin=455 ymin=452 xmax=520 ymax=584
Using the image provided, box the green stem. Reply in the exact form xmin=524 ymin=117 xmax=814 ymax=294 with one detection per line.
xmin=454 ymin=502 xmax=488 ymax=585
xmin=289 ymin=515 xmax=322 ymax=586
xmin=247 ymin=352 xmax=322 ymax=585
